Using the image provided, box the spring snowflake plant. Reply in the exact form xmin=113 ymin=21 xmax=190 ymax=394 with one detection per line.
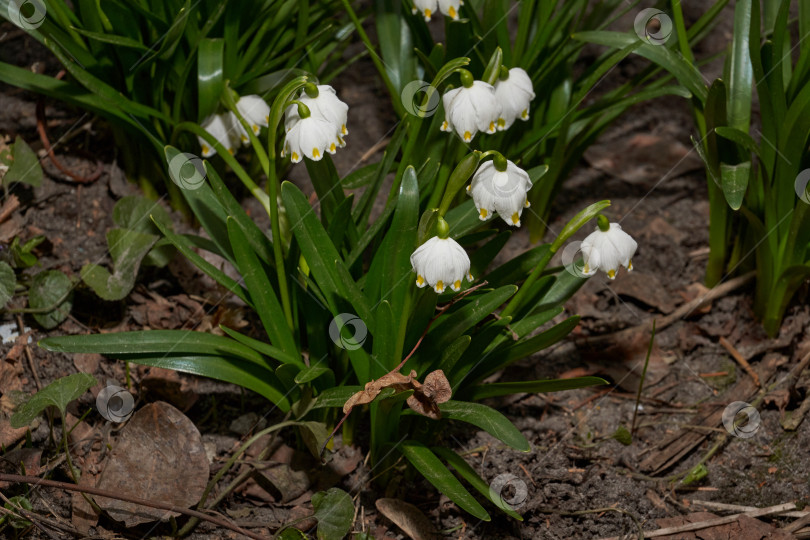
xmin=41 ymin=60 xmax=637 ymax=521
xmin=357 ymin=0 xmax=726 ymax=241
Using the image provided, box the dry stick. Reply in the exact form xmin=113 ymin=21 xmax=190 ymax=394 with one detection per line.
xmin=596 ymin=502 xmax=797 ymax=540
xmin=578 ymin=271 xmax=755 ymax=348
xmin=689 ymin=499 xmax=808 ymax=519
xmin=0 ymin=486 xmax=77 ymax=539
xmin=785 ymin=511 xmax=810 ymax=533
xmin=0 ymin=474 xmax=269 ymax=540
xmin=718 ymin=336 xmax=761 ymax=387
xmin=15 ymin=314 xmax=40 ymax=390
xmin=320 ymin=281 xmax=491 ymax=455
xmin=35 ymin=77 xmax=102 ymax=185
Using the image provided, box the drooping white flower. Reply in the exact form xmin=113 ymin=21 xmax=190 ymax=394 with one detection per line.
xmin=410 ymin=236 xmax=473 ymax=293
xmin=282 ymin=114 xmax=340 ymax=163
xmin=411 ymin=0 xmax=437 ymax=20
xmin=233 ymin=94 xmax=270 ymax=144
xmin=494 ymin=67 xmax=535 ymax=130
xmin=284 ymin=84 xmax=348 ymax=144
xmin=411 ymin=0 xmax=462 ymax=20
xmin=581 ymin=221 xmax=638 ymax=279
xmin=467 ymin=159 xmax=532 ymax=226
xmin=440 ymin=79 xmax=501 ymax=143
xmin=438 ymin=0 xmax=462 ymax=19
xmin=198 ymin=113 xmax=240 ymax=158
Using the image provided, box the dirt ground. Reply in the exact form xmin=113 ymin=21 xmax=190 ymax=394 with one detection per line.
xmin=1 ymin=3 xmax=809 ymax=539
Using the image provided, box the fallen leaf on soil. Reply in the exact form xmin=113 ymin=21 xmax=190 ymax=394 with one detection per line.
xmin=130 ymin=292 xmax=204 ymax=330
xmin=0 ymin=355 xmax=27 ymax=448
xmin=72 ymin=353 xmax=101 ymax=374
xmin=678 ymin=282 xmax=712 ymax=315
xmin=343 ymin=370 xmax=451 ymax=420
xmin=94 ymin=401 xmax=209 ymax=526
xmin=248 ymin=462 xmax=310 ymax=504
xmin=139 ymin=366 xmax=199 ymax=411
xmin=612 ymin=271 xmax=676 ymax=314
xmin=584 ymin=133 xmax=703 ymax=186
xmin=376 ymin=498 xmax=439 ymax=540
xmin=640 ymin=216 xmax=687 ymax=245
xmin=654 ymin=511 xmax=794 ymax=540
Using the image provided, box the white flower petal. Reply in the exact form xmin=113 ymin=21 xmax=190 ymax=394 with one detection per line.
xmin=468 ymin=160 xmax=532 ymax=226
xmin=413 ymin=0 xmax=438 ymax=20
xmin=494 ymin=67 xmax=535 ymax=130
xmin=198 ymin=113 xmax=240 ymax=157
xmin=581 ymin=223 xmax=638 ymax=279
xmin=410 ymin=236 xmax=473 ymax=293
xmin=441 ymin=82 xmax=500 ymax=142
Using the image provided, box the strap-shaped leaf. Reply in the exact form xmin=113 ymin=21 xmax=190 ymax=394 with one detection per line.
xmin=220 ymin=325 xmax=303 ymax=367
xmin=197 ymin=37 xmax=224 ymax=121
xmin=432 ymin=447 xmax=523 ymax=521
xmin=228 ymin=218 xmax=299 ymax=357
xmin=465 ymin=376 xmax=608 ymax=400
xmin=438 ymin=401 xmax=530 ymax=452
xmin=281 ymin=182 xmax=373 ymax=328
xmin=401 ymin=440 xmax=490 ymax=521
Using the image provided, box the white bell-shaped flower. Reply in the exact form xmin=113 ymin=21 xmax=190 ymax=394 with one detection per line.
xmin=285 ymin=84 xmax=348 ymax=144
xmin=410 ymin=235 xmax=473 ymax=293
xmin=282 ymin=110 xmax=340 ymax=163
xmin=440 ymin=72 xmax=501 ymax=143
xmin=198 ymin=113 xmax=240 ymax=158
xmin=411 ymin=0 xmax=462 ymax=20
xmin=494 ymin=67 xmax=535 ymax=130
xmin=233 ymin=94 xmax=270 ymax=144
xmin=411 ymin=0 xmax=437 ymax=20
xmin=438 ymin=0 xmax=462 ymax=19
xmin=581 ymin=219 xmax=638 ymax=279
xmin=467 ymin=157 xmax=532 ymax=226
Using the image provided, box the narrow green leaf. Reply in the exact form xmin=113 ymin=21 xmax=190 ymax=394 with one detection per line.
xmin=439 ymin=401 xmax=530 ymax=452
xmin=401 ymin=440 xmax=490 ymax=521
xmin=5 ymin=136 xmax=43 ymax=187
xmin=432 ymin=447 xmax=523 ymax=520
xmin=198 ymin=38 xmax=225 ymax=121
xmin=719 ymin=161 xmax=751 ymax=210
xmin=0 ymin=261 xmax=15 ymax=308
xmin=466 ymin=376 xmax=608 ymax=400
xmin=227 ymin=218 xmax=298 ymax=357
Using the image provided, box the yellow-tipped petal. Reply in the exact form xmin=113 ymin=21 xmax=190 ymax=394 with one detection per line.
xmin=291 ymin=152 xmax=299 ymax=161
xmin=441 ymin=120 xmax=449 ymax=131
xmin=607 ymin=269 xmax=616 ymax=279
xmin=488 ymin=121 xmax=495 ymax=133
xmin=452 ymin=280 xmax=461 ymax=291
xmin=627 ymin=260 xmax=633 ymax=271
xmin=497 ymin=118 xmax=506 ymax=129
xmin=466 ymin=185 xmax=471 ymax=192
xmin=467 ymin=272 xmax=473 ymax=281
xmin=583 ymin=264 xmax=590 ymax=274
xmin=312 ymin=147 xmax=321 ymax=158
xmin=511 ymin=212 xmax=520 ymax=225
xmin=252 ymin=124 xmax=260 ymax=134
xmin=341 ymin=124 xmax=348 ymax=135
xmin=521 ymin=109 xmax=529 ymax=119
xmin=416 ymin=275 xmax=425 ymax=287
xmin=424 ymin=8 xmax=431 ymax=19
xmin=329 ymin=143 xmax=336 ymax=153
xmin=265 ymin=115 xmax=269 ymax=123
xmin=479 ymin=208 xmax=488 ymax=220
xmin=201 ymin=145 xmax=210 ymax=156
xmin=448 ymin=5 xmax=457 ymax=18
xmin=241 ymin=135 xmax=249 ymax=143
xmin=228 ymin=148 xmax=234 ymax=155
xmin=524 ymin=199 xmax=530 ymax=208
xmin=434 ymin=280 xmax=444 ymax=293
xmin=463 ymin=131 xmax=472 ymax=142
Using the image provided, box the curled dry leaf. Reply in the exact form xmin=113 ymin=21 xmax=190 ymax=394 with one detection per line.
xmin=343 ymin=370 xmax=451 ymax=420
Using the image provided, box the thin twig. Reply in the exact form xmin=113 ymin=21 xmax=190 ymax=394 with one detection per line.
xmin=0 ymin=473 xmax=269 ymax=540
xmin=15 ymin=314 xmax=40 ymax=390
xmin=719 ymin=336 xmax=760 ymax=387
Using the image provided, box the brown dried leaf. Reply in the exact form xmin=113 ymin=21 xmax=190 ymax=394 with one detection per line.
xmin=0 ymin=447 xmax=41 ymax=488
xmin=376 ymin=498 xmax=439 ymax=540
xmin=343 ymin=370 xmax=452 ymax=420
xmin=95 ymin=401 xmax=209 ymax=526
